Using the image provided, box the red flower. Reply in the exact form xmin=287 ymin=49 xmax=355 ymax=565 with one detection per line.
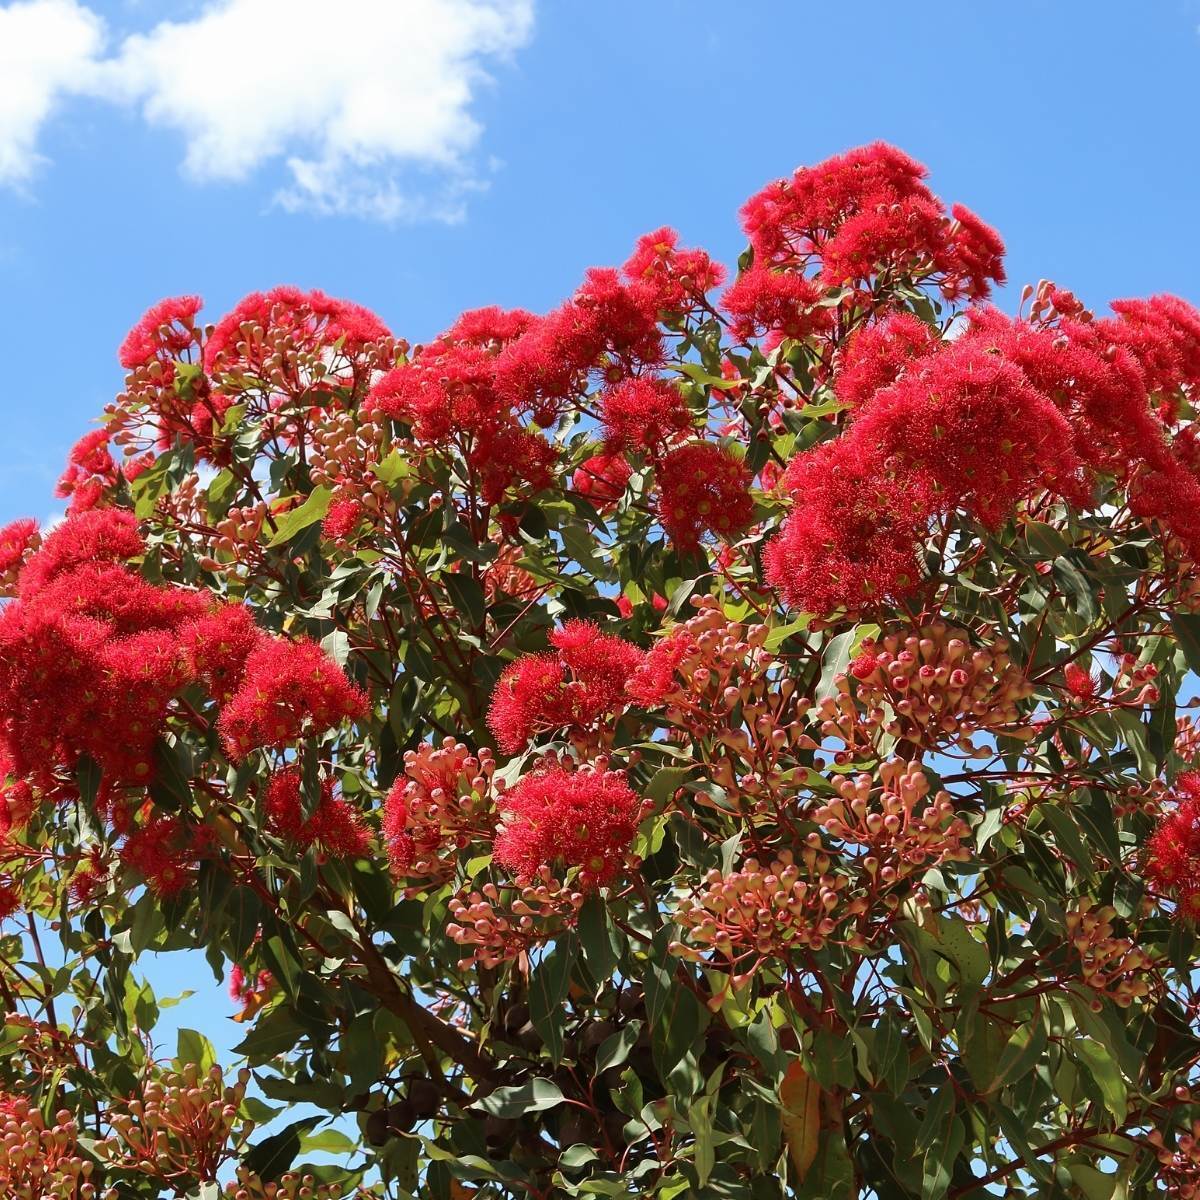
xmin=572 ymin=453 xmax=632 ymax=510
xmin=0 ymin=519 xmax=38 ymax=588
xmin=182 ymin=603 xmax=263 ymax=703
xmin=738 ymin=142 xmax=1004 ymax=300
xmin=626 ymin=629 xmax=694 ymax=706
xmin=322 ymin=499 xmax=364 ymax=541
xmin=655 ymin=442 xmax=754 ymax=550
xmin=622 ymin=226 xmax=726 ymax=312
xmin=263 ymin=769 xmax=369 ymax=859
xmin=721 ymin=264 xmax=831 ymax=344
xmin=119 ymin=295 xmax=203 ymax=370
xmin=600 ymin=377 xmax=691 ymax=457
xmin=493 ymin=765 xmax=641 ymax=887
xmin=834 ymin=311 xmax=938 ymax=408
xmin=218 ymin=637 xmax=367 ymax=759
xmin=1063 ymin=662 xmax=1097 ymax=702
xmin=765 ymin=437 xmax=931 ymax=613
xmin=120 ymin=816 xmax=198 ymax=897
xmin=18 ymin=508 xmax=144 ymax=598
xmin=486 ymin=620 xmax=644 ymax=753
xmin=1146 ymin=774 xmax=1200 ymax=919
xmin=205 ymin=286 xmax=390 ymax=377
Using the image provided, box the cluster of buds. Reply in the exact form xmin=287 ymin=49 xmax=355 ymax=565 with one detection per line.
xmin=95 ymin=1064 xmax=252 ymax=1187
xmin=0 ymin=522 xmax=39 ymax=597
xmin=1150 ymin=1120 xmax=1200 ymax=1198
xmin=210 ymin=502 xmax=269 ymax=556
xmin=386 ymin=739 xmax=498 ymax=885
xmin=153 ymin=471 xmax=207 ymax=534
xmin=207 ymin=310 xmax=398 ymax=398
xmin=812 ymin=760 xmax=971 ymax=886
xmin=1064 ymin=899 xmax=1156 ymax=1009
xmin=482 ymin=542 xmax=543 ymax=604
xmin=816 ymin=622 xmax=1034 ymax=760
xmin=446 ymin=869 xmax=586 ymax=970
xmin=223 ymin=1168 xmax=344 ymax=1200
xmin=669 ymin=845 xmax=861 ymax=987
xmin=0 ymin=1095 xmax=116 ymax=1200
xmin=630 ymin=598 xmax=814 ymax=807
xmin=1110 ymin=653 xmax=1160 ymax=707
xmin=309 ymin=408 xmax=402 ymax=536
xmin=1177 ymin=716 xmax=1200 ymax=766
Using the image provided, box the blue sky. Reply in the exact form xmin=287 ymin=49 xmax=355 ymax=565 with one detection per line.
xmin=2 ymin=0 xmax=1200 ymax=1074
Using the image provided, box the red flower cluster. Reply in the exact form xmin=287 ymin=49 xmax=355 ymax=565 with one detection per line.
xmin=263 ymin=769 xmax=369 ymax=859
xmin=572 ymin=453 xmax=632 ymax=510
xmin=721 ymin=263 xmax=831 ymax=346
xmin=493 ymin=765 xmax=641 ymax=887
xmin=1146 ymin=773 xmax=1200 ymax=920
xmin=321 ymin=498 xmax=363 ymax=541
xmin=487 ymin=620 xmax=644 ymax=753
xmin=0 ymin=510 xmax=207 ymax=799
xmin=767 ymin=287 xmax=1200 ymax=612
xmin=834 ymin=311 xmax=939 ymax=409
xmin=0 ymin=518 xmax=38 ymax=594
xmin=119 ymin=814 xmax=202 ymax=896
xmin=218 ymin=637 xmax=367 ymax=760
xmin=621 ymin=226 xmax=726 ymax=314
xmin=0 ymin=749 xmax=34 ymax=841
xmin=383 ymin=739 xmax=497 ymax=881
xmin=655 ymin=442 xmax=755 ymax=551
xmin=739 ymin=141 xmax=1006 ymax=301
xmin=119 ymin=294 xmax=203 ymax=370
xmin=204 ymin=285 xmax=391 ymax=379
xmin=600 ymin=376 xmax=692 ymax=456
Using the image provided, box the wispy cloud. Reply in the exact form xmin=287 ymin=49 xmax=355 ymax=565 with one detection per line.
xmin=0 ymin=0 xmax=533 ymax=220
xmin=0 ymin=0 xmax=105 ymax=188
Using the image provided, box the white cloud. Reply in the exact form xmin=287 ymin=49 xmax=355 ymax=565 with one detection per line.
xmin=0 ymin=0 xmax=533 ymax=219
xmin=0 ymin=0 xmax=105 ymax=187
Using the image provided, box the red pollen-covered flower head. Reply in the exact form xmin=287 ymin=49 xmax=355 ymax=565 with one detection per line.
xmin=119 ymin=815 xmax=199 ymax=897
xmin=322 ymin=498 xmax=364 ymax=541
xmin=655 ymin=441 xmax=755 ymax=551
xmin=834 ymin=311 xmax=939 ymax=408
xmin=622 ymin=226 xmax=726 ymax=313
xmin=119 ymin=294 xmax=204 ymax=370
xmin=18 ymin=507 xmax=144 ymax=598
xmin=486 ymin=621 xmax=644 ymax=753
xmin=1063 ymin=662 xmax=1098 ymax=702
xmin=0 ymin=518 xmax=39 ymax=595
xmin=263 ymin=769 xmax=370 ymax=859
xmin=721 ymin=264 xmax=831 ymax=345
xmin=181 ymin=603 xmax=263 ymax=703
xmin=572 ymin=453 xmax=632 ymax=510
xmin=493 ymin=764 xmax=642 ymax=887
xmin=601 ymin=376 xmax=692 ymax=458
xmin=218 ymin=636 xmax=367 ymax=759
xmin=204 ymin=286 xmax=391 ymax=377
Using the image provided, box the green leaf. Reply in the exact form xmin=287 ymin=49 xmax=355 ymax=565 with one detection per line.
xmin=1171 ymin=613 xmax=1200 ymax=674
xmin=243 ymin=1117 xmax=320 ymax=1181
xmin=443 ymin=572 xmax=486 ymax=630
xmin=266 ymin=487 xmax=332 ymax=547
xmin=77 ymin=754 xmax=101 ymax=809
xmin=595 ymin=1021 xmax=641 ymax=1075
xmin=175 ymin=1028 xmax=216 ymax=1073
xmin=529 ymin=935 xmax=577 ymax=1064
xmin=373 ymin=450 xmax=413 ymax=486
xmin=577 ymin=893 xmax=618 ymax=990
xmin=474 ymin=1078 xmax=565 ymax=1118
xmin=988 ymin=1013 xmax=1047 ymax=1093
xmin=1072 ymin=1037 xmax=1128 ymax=1124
